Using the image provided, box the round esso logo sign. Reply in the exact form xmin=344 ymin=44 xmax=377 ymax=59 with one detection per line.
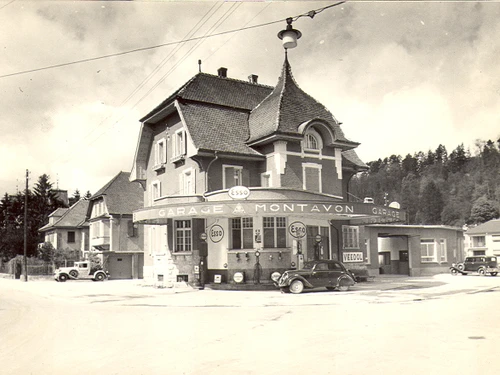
xmin=233 ymin=272 xmax=244 ymax=283
xmin=228 ymin=186 xmax=250 ymax=200
xmin=209 ymin=224 xmax=224 ymax=243
xmin=289 ymin=221 xmax=307 ymax=239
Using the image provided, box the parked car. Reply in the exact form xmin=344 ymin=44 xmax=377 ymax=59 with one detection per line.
xmin=273 ymin=260 xmax=357 ymax=294
xmin=451 ymin=256 xmax=498 ymax=276
xmin=54 ymin=261 xmax=110 ymax=282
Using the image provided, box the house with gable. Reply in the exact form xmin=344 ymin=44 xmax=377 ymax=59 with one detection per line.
xmin=465 ymin=219 xmax=500 ymax=257
xmin=130 ymin=54 xmax=407 ymax=288
xmin=87 ymin=171 xmax=144 ymax=279
xmin=39 ymin=199 xmax=90 ymax=263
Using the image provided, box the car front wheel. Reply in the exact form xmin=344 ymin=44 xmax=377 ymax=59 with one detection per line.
xmin=478 ymin=267 xmax=486 ymax=276
xmin=490 ymin=272 xmax=497 ymax=276
xmin=289 ymin=280 xmax=304 ymax=294
xmin=58 ymin=274 xmax=68 ymax=282
xmin=94 ymin=273 xmax=106 ymax=281
xmin=69 ymin=270 xmax=78 ymax=278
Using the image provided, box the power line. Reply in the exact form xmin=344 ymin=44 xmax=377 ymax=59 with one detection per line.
xmin=0 ymin=1 xmax=346 ymax=80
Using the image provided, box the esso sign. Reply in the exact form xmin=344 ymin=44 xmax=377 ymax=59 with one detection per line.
xmin=289 ymin=221 xmax=307 ymax=239
xmin=209 ymin=224 xmax=224 ymax=243
xmin=228 ymin=186 xmax=250 ymax=200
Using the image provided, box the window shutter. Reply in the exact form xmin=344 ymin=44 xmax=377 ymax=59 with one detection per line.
xmin=305 ymin=167 xmax=320 ymax=192
xmin=242 ymin=169 xmax=250 ymax=187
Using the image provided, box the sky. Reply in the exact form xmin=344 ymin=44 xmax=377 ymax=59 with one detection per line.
xmin=0 ymin=0 xmax=499 ymax=198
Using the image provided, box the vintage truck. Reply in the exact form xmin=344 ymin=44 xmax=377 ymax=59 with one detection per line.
xmin=54 ymin=261 xmax=110 ymax=282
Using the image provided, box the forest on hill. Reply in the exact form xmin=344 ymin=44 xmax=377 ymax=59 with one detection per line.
xmin=350 ymin=139 xmax=500 ymax=227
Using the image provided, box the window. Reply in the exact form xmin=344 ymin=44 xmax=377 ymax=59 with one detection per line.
xmin=174 ymin=220 xmax=192 ymax=252
xmin=223 ymin=165 xmax=243 ymax=189
xmin=92 ymin=200 xmax=106 ymax=218
xmin=231 ymin=218 xmax=253 ymax=249
xmin=127 ymin=220 xmax=138 ymax=237
xmin=439 ymin=239 xmax=447 ymax=263
xmin=472 ymin=236 xmax=486 ymax=247
xmin=303 ymin=128 xmax=322 ymax=152
xmin=67 ymin=231 xmax=75 ymax=243
xmin=342 ymin=226 xmax=359 ymax=249
xmin=263 ymin=217 xmax=287 ymax=248
xmin=151 ymin=181 xmax=161 ymax=200
xmin=172 ymin=129 xmax=186 ymax=160
xmin=181 ymin=168 xmax=195 ymax=195
xmin=305 ymin=133 xmax=318 ymax=150
xmin=420 ymin=239 xmax=436 ymax=263
xmin=302 ymin=163 xmax=322 ymax=193
xmin=154 ymin=138 xmax=167 ymax=167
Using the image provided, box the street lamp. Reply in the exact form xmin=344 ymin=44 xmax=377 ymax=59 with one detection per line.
xmin=277 ymin=17 xmax=302 ymax=49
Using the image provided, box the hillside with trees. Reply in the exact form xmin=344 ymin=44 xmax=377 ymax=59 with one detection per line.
xmin=350 ymin=139 xmax=500 ymax=226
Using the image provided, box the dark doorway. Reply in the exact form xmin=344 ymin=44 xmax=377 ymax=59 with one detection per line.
xmin=399 ymin=250 xmax=409 ymax=275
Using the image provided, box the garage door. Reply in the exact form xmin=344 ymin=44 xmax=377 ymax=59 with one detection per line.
xmin=108 ymin=254 xmax=132 ymax=279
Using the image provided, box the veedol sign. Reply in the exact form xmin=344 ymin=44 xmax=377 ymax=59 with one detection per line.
xmin=134 ymin=201 xmax=405 ymax=223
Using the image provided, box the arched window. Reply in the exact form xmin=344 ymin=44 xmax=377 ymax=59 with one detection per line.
xmin=305 ymin=133 xmax=318 ymax=150
xmin=303 ymin=129 xmax=322 ymax=152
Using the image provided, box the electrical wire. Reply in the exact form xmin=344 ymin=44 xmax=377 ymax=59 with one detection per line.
xmin=59 ymin=2 xmax=224 ymax=154
xmin=0 ymin=1 xmax=347 ymax=80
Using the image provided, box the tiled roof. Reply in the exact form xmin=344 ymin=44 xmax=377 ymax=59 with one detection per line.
xmin=48 ymin=207 xmax=68 ymax=218
xmin=141 ymin=73 xmax=272 ymax=122
xmin=178 ymin=102 xmax=263 ymax=157
xmin=467 ymin=219 xmax=500 ymax=235
xmin=39 ymin=199 xmax=89 ymax=232
xmin=91 ymin=171 xmax=143 ymax=215
xmin=342 ymin=150 xmax=368 ymax=170
xmin=248 ymin=55 xmax=354 ymax=145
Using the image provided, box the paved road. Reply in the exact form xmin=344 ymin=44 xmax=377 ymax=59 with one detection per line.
xmin=1 ymin=275 xmax=499 ymax=375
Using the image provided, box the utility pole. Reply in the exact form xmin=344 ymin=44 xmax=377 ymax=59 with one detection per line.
xmin=23 ymin=169 xmax=28 ymax=282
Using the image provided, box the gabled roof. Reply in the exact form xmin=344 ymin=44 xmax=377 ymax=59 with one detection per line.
xmin=247 ymin=55 xmax=356 ymax=148
xmin=177 ymin=102 xmax=263 ymax=157
xmin=141 ymin=73 xmax=272 ymax=123
xmin=467 ymin=219 xmax=500 ymax=235
xmin=91 ymin=171 xmax=143 ymax=215
xmin=39 ymin=199 xmax=89 ymax=232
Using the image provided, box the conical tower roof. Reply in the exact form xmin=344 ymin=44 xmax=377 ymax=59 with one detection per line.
xmin=248 ymin=53 xmax=357 ymax=149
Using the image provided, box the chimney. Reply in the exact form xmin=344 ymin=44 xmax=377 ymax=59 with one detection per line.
xmin=248 ymin=74 xmax=258 ymax=84
xmin=217 ymin=67 xmax=227 ymax=78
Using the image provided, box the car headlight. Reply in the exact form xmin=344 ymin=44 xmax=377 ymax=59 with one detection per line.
xmin=271 ymin=272 xmax=281 ymax=282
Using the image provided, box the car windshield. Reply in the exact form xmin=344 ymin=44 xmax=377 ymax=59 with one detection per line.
xmin=302 ymin=262 xmax=315 ymax=270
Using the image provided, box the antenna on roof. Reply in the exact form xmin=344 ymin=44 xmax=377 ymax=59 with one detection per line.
xmin=198 ymin=59 xmax=202 ymax=73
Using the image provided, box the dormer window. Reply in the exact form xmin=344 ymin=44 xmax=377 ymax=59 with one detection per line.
xmin=305 ymin=133 xmax=318 ymax=150
xmin=303 ymin=128 xmax=322 ymax=153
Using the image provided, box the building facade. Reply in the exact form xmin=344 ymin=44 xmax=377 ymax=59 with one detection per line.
xmin=86 ymin=171 xmax=145 ymax=279
xmin=131 ymin=57 xmax=406 ymax=287
xmin=465 ymin=219 xmax=500 ymax=257
xmin=39 ymin=200 xmax=90 ymax=263
xmin=365 ymin=224 xmax=464 ymax=277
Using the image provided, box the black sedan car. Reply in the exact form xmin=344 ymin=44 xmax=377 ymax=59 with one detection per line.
xmin=274 ymin=260 xmax=357 ymax=294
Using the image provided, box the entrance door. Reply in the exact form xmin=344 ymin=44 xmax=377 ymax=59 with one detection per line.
xmin=307 ymin=226 xmax=330 ymax=261
xmin=399 ymin=250 xmax=409 ymax=275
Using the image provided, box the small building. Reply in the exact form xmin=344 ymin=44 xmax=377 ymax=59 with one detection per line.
xmin=86 ymin=171 xmax=145 ymax=279
xmin=39 ymin=199 xmax=90 ymax=263
xmin=364 ymin=224 xmax=465 ymax=276
xmin=465 ymin=219 xmax=500 ymax=257
xmin=130 ymin=56 xmax=406 ymax=288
